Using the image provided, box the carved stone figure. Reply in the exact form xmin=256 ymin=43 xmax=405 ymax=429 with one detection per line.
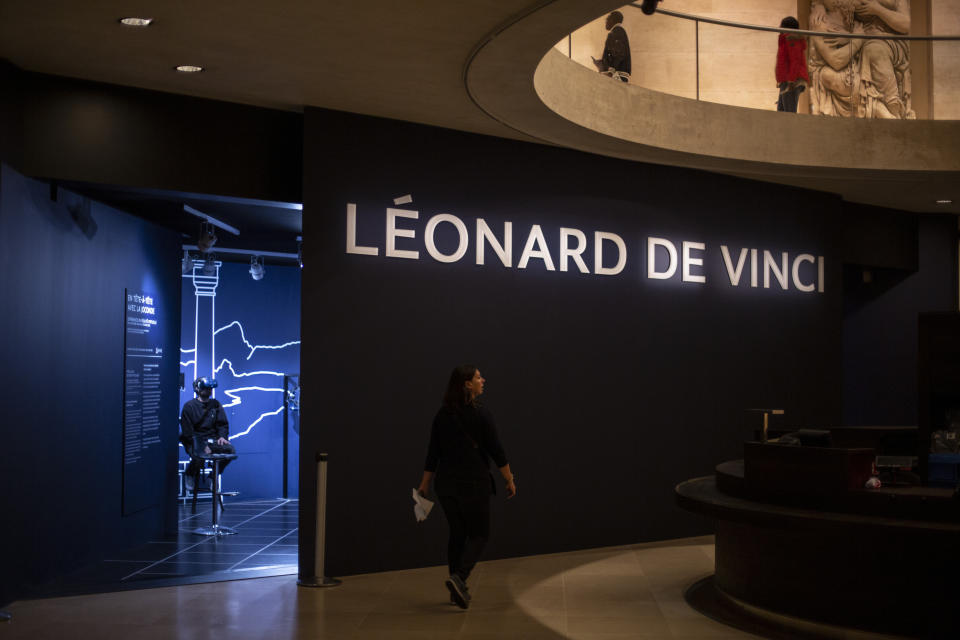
xmin=808 ymin=0 xmax=915 ymax=119
xmin=809 ymin=0 xmax=864 ymax=117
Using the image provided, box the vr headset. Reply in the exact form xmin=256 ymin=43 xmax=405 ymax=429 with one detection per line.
xmin=193 ymin=377 xmax=218 ymax=394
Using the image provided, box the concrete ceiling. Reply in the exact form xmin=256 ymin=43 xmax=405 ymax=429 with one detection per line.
xmin=1 ymin=0 xmax=957 ymax=215
xmin=0 ymin=0 xmax=540 ymax=138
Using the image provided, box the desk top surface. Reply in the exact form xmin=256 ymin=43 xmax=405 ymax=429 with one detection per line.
xmin=677 ymin=473 xmax=960 ymax=533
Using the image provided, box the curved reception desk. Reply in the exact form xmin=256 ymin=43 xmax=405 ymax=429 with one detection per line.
xmin=677 ymin=445 xmax=960 ymax=638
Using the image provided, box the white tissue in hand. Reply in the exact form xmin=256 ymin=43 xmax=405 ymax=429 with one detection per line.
xmin=412 ymin=488 xmax=434 ymax=522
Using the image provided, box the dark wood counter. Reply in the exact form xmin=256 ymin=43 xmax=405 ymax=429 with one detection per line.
xmin=715 ymin=458 xmax=958 ymax=524
xmin=677 ymin=474 xmax=960 ymax=637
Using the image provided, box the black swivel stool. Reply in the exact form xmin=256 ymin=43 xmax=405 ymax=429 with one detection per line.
xmin=190 ymin=436 xmax=239 ymax=536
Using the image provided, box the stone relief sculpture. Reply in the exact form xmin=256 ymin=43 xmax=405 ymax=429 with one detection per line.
xmin=808 ymin=0 xmax=915 ymax=119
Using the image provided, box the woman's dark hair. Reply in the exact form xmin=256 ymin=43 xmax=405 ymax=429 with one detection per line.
xmin=780 ymin=16 xmax=799 ymax=30
xmin=443 ymin=364 xmax=477 ymax=408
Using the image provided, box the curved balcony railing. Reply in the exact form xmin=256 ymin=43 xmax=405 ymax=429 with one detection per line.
xmin=557 ymin=2 xmax=960 ymax=120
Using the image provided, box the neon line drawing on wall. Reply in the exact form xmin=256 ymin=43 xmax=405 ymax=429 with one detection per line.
xmin=229 ymin=406 xmax=285 ymax=440
xmin=215 ymin=358 xmax=285 ymax=378
xmin=214 ymin=320 xmax=300 ymax=360
xmin=221 ymin=386 xmax=286 ymax=408
xmin=181 ymin=266 xmax=299 ymax=449
xmin=179 ymin=348 xmax=196 ymax=371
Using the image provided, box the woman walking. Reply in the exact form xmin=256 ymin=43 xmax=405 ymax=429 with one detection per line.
xmin=417 ymin=365 xmax=516 ymax=609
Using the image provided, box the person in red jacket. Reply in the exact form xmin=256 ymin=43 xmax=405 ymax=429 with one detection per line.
xmin=776 ymin=16 xmax=810 ymax=112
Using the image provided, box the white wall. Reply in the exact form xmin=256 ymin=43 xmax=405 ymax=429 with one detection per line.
xmin=933 ymin=3 xmax=960 ymax=119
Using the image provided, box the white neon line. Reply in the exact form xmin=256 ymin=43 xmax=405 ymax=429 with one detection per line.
xmin=221 ymin=387 xmax=285 ymax=408
xmin=245 ymin=341 xmax=300 ymax=360
xmin=180 ymin=348 xmax=196 ymax=354
xmin=180 ymin=360 xmax=196 ymax=368
xmin=215 ymin=358 xmax=285 ymax=378
xmin=193 ymin=289 xmax=199 ymax=384
xmin=211 ymin=288 xmax=216 ymax=398
xmin=214 ymin=320 xmax=300 ymax=360
xmin=229 ymin=406 xmax=285 ymax=439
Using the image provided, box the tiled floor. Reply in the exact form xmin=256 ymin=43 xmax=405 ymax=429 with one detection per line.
xmin=3 ymin=535 xmax=780 ymax=639
xmin=148 ymin=497 xmax=298 ymax=578
xmin=27 ymin=498 xmax=298 ymax=598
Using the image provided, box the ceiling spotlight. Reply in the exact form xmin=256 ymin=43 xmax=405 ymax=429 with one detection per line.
xmin=181 ymin=249 xmax=195 ymax=275
xmin=119 ymin=17 xmax=153 ymax=27
xmin=936 ymin=199 xmax=953 ymax=205
xmin=175 ymin=65 xmax=204 ymax=73
xmin=249 ymin=255 xmax=265 ymax=281
xmin=202 ymin=255 xmax=218 ymax=276
xmin=197 ymin=222 xmax=217 ymax=253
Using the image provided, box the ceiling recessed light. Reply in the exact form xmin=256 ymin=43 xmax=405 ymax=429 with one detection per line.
xmin=175 ymin=65 xmax=204 ymax=73
xmin=936 ymin=199 xmax=953 ymax=205
xmin=119 ymin=17 xmax=153 ymax=27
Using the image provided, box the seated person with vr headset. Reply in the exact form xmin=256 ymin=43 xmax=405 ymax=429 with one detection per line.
xmin=180 ymin=377 xmax=235 ymax=491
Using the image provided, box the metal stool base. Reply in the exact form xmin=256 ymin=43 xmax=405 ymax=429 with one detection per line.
xmin=298 ymin=576 xmax=342 ymax=588
xmin=193 ymin=524 xmax=237 ymax=536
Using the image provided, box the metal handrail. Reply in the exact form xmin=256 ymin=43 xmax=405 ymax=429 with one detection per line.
xmin=629 ymin=4 xmax=960 ymax=41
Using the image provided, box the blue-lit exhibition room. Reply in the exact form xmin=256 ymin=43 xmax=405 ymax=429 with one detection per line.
xmin=2 ymin=1 xmax=960 ymax=638
xmin=0 ymin=61 xmax=306 ymax=601
xmin=0 ymin=167 xmax=304 ymax=593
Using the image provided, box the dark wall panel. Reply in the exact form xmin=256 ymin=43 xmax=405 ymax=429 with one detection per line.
xmin=0 ymin=164 xmax=181 ymax=606
xmin=300 ymin=109 xmax=844 ymax=578
xmin=842 ymin=215 xmax=957 ymax=425
xmin=841 ymin=202 xmax=919 ymax=271
xmin=0 ymin=61 xmax=24 ymax=168
xmin=14 ymin=68 xmax=302 ymax=203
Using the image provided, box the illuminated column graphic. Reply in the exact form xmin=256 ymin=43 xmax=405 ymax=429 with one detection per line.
xmin=179 ymin=260 xmax=302 ymax=446
xmin=187 ymin=261 xmax=222 ymax=394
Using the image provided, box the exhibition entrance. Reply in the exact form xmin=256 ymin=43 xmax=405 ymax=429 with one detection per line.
xmin=22 ymin=181 xmax=304 ymax=598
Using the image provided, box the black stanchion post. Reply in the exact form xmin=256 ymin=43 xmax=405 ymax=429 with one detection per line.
xmin=298 ymin=452 xmax=341 ymax=588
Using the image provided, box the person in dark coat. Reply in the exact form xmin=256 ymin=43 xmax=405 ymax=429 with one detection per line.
xmin=592 ymin=11 xmax=631 ymax=82
xmin=417 ymin=365 xmax=516 ymax=609
xmin=180 ymin=377 xmax=235 ymax=490
xmin=775 ymin=16 xmax=810 ymax=112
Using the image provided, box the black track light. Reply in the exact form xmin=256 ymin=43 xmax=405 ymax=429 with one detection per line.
xmin=640 ymin=0 xmax=661 ymax=16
